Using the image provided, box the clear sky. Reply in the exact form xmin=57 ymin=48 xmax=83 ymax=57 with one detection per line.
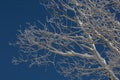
xmin=0 ymin=0 xmax=66 ymax=80
xmin=1 ymin=0 xmax=120 ymax=80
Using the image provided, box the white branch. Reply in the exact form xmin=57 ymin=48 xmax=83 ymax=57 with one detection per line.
xmin=50 ymin=50 xmax=94 ymax=59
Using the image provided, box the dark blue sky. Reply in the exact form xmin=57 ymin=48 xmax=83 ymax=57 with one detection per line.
xmin=0 ymin=0 xmax=65 ymax=80
xmin=1 ymin=0 xmax=120 ymax=80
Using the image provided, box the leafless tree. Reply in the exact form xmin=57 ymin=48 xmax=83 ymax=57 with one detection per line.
xmin=11 ymin=0 xmax=120 ymax=80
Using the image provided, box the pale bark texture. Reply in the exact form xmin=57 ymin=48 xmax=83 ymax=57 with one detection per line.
xmin=11 ymin=0 xmax=120 ymax=80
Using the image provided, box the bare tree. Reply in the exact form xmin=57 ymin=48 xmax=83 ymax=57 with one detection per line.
xmin=11 ymin=0 xmax=120 ymax=80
